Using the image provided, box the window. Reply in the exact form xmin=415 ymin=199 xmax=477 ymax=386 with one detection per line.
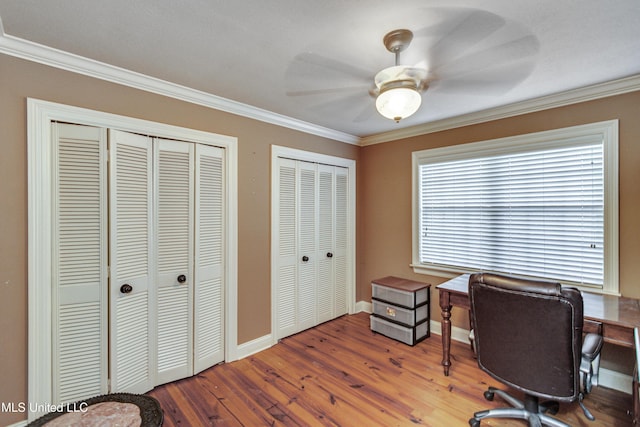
xmin=412 ymin=120 xmax=619 ymax=294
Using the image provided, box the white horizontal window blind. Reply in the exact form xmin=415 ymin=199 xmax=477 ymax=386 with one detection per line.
xmin=419 ymin=143 xmax=603 ymax=285
xmin=412 ymin=121 xmax=618 ymax=292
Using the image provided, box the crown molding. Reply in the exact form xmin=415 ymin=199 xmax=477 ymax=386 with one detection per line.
xmin=2 ymin=29 xmax=639 ymax=148
xmin=360 ymin=74 xmax=640 ymax=146
xmin=0 ymin=32 xmax=360 ymax=145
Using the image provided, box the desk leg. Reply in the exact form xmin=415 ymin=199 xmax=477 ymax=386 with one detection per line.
xmin=439 ymin=290 xmax=452 ymax=376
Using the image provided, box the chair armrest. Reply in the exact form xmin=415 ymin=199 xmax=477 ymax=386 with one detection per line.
xmin=582 ymin=333 xmax=603 ymax=362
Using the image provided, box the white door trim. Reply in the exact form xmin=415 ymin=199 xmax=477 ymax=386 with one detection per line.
xmin=270 ymin=145 xmax=356 ymax=345
xmin=27 ymin=98 xmax=238 ymax=420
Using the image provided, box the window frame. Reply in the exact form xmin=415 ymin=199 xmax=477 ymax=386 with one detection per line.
xmin=411 ymin=120 xmax=619 ymax=295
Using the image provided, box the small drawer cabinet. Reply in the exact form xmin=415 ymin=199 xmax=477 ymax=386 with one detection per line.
xmin=370 ymin=276 xmax=431 ymax=346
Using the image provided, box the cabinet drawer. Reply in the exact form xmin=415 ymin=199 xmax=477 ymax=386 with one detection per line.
xmin=370 ymin=315 xmax=429 ymax=346
xmin=602 ymin=322 xmax=635 ymax=348
xmin=372 ymin=299 xmax=428 ymax=326
xmin=372 ymin=283 xmax=429 ymax=308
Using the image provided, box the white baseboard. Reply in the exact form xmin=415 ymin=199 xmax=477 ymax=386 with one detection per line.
xmin=234 ymin=333 xmax=274 ymax=360
xmin=234 ymin=303 xmax=375 ymax=361
xmin=355 ymin=300 xmax=372 ymax=313
xmin=429 ymin=318 xmax=472 ymax=344
xmin=599 ymin=367 xmax=633 ymax=394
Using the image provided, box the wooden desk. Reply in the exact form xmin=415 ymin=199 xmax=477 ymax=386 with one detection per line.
xmin=437 ymin=273 xmax=640 ymax=376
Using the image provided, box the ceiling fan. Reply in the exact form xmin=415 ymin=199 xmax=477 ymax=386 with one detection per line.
xmin=285 ymin=7 xmax=540 ymax=126
xmin=370 ymin=29 xmax=429 ymax=122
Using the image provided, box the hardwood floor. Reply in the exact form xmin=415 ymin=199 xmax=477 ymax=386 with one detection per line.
xmin=148 ymin=312 xmax=633 ymax=426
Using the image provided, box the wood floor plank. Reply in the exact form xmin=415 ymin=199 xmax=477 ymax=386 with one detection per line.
xmin=229 ymin=354 xmax=337 ymax=426
xmin=198 ymin=361 xmax=305 ymax=426
xmin=148 ymin=313 xmax=634 ymax=426
xmin=255 ymin=346 xmax=409 ymax=426
xmin=278 ymin=333 xmax=426 ymax=423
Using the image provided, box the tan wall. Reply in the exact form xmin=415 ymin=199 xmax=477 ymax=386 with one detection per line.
xmin=358 ymin=90 xmax=640 ymax=377
xmin=0 ymin=53 xmax=359 ymax=425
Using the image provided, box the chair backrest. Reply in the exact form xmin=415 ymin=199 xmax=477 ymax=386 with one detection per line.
xmin=469 ymin=272 xmax=583 ymax=402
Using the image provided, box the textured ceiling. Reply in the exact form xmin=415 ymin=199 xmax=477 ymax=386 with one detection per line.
xmin=1 ymin=0 xmax=639 ymax=138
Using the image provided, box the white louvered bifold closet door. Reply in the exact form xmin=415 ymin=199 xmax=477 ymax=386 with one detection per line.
xmin=297 ymin=161 xmax=318 ymax=332
xmin=51 ymin=123 xmax=108 ymax=404
xmin=333 ymin=167 xmax=349 ymax=317
xmin=317 ymin=164 xmax=335 ymax=324
xmin=193 ymin=144 xmax=225 ymax=373
xmin=275 ymin=158 xmax=298 ymax=339
xmin=155 ymin=138 xmax=194 ymax=385
xmin=275 ymin=157 xmax=349 ymax=340
xmin=109 ymin=130 xmax=155 ymax=394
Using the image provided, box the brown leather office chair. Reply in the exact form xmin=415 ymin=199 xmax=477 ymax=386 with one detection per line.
xmin=468 ymin=272 xmax=603 ymax=427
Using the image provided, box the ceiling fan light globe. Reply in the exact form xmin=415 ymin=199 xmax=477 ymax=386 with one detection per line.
xmin=376 ymin=87 xmax=422 ymax=122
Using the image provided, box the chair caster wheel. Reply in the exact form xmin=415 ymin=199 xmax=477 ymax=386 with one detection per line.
xmin=483 ymin=390 xmax=495 ymax=401
xmin=542 ymin=401 xmax=559 ymax=415
xmin=469 ymin=418 xmax=480 ymax=427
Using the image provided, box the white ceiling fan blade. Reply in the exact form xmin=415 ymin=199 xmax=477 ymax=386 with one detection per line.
xmin=433 ymin=35 xmax=540 ymax=78
xmin=304 ymin=91 xmax=374 ymax=122
xmin=286 ymin=85 xmax=372 ymax=97
xmin=353 ymin=103 xmax=377 ymax=123
xmin=288 ymin=52 xmax=373 ymax=81
xmin=413 ymin=8 xmax=507 ymax=69
xmin=285 ymin=51 xmax=374 ymax=103
xmin=430 ymin=60 xmax=539 ymax=95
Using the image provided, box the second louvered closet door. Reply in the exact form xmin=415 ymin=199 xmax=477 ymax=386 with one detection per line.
xmin=274 ymin=158 xmax=349 ymax=340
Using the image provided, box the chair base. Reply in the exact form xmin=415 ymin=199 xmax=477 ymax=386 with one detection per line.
xmin=469 ymin=387 xmax=570 ymax=427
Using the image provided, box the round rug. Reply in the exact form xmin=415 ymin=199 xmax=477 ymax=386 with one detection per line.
xmin=27 ymin=393 xmax=163 ymax=427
